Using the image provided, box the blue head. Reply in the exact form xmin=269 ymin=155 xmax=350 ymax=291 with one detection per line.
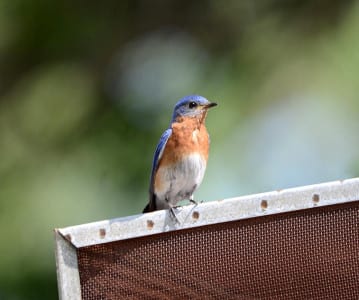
xmin=171 ymin=95 xmax=217 ymax=122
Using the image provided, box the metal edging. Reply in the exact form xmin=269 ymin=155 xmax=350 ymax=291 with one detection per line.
xmin=56 ymin=178 xmax=359 ymax=249
xmin=54 ymin=229 xmax=81 ymax=300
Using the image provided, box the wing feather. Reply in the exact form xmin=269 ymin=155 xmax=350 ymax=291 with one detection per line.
xmin=149 ymin=128 xmax=172 ymax=196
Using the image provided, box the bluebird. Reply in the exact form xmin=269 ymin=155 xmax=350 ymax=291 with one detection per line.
xmin=143 ymin=95 xmax=217 ymax=214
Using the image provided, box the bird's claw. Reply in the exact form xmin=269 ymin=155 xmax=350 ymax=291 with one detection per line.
xmin=169 ymin=207 xmax=181 ymax=223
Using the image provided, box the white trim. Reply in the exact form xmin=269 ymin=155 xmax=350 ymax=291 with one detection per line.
xmin=54 ymin=230 xmax=81 ymax=300
xmin=57 ymin=178 xmax=359 ymax=249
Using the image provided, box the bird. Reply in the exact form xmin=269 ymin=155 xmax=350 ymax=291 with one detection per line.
xmin=143 ymin=95 xmax=217 ymax=214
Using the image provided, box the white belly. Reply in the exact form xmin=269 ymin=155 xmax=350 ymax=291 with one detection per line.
xmin=155 ymin=153 xmax=207 ymax=208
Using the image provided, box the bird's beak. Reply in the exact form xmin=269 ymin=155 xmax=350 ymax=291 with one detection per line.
xmin=204 ymin=102 xmax=217 ymax=109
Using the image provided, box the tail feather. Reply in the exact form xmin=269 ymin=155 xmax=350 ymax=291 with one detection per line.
xmin=143 ymin=193 xmax=157 ymax=213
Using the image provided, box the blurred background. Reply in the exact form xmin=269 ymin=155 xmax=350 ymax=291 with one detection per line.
xmin=0 ymin=0 xmax=359 ymax=298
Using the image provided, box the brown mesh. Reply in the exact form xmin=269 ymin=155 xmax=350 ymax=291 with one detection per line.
xmin=77 ymin=201 xmax=359 ymax=299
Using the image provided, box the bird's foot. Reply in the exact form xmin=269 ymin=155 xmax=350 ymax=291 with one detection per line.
xmin=189 ymin=199 xmax=204 ymax=205
xmin=169 ymin=206 xmax=181 ymax=223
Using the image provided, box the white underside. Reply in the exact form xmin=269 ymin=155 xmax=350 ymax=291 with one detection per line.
xmin=155 ymin=153 xmax=207 ymax=209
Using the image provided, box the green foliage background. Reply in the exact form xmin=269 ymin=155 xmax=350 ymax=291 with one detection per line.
xmin=0 ymin=1 xmax=358 ymax=298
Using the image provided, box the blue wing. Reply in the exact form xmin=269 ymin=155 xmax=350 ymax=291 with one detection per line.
xmin=149 ymin=128 xmax=172 ymax=195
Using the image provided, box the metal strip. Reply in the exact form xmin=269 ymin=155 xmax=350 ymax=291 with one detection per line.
xmin=57 ymin=178 xmax=359 ymax=248
xmin=54 ymin=230 xmax=81 ymax=300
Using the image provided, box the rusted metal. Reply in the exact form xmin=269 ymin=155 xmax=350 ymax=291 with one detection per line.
xmin=54 ymin=177 xmax=359 ymax=299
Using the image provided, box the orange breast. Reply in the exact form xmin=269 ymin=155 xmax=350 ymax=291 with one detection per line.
xmin=160 ymin=117 xmax=209 ymax=166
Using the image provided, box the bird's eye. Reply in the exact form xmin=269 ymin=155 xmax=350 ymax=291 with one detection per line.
xmin=188 ymin=101 xmax=198 ymax=109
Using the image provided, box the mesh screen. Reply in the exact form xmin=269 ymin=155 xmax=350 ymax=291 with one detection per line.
xmin=77 ymin=201 xmax=359 ymax=299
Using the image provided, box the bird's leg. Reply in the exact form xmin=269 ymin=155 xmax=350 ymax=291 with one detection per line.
xmin=189 ymin=194 xmax=198 ymax=205
xmin=189 ymin=194 xmax=204 ymax=205
xmin=169 ymin=206 xmax=181 ymax=223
